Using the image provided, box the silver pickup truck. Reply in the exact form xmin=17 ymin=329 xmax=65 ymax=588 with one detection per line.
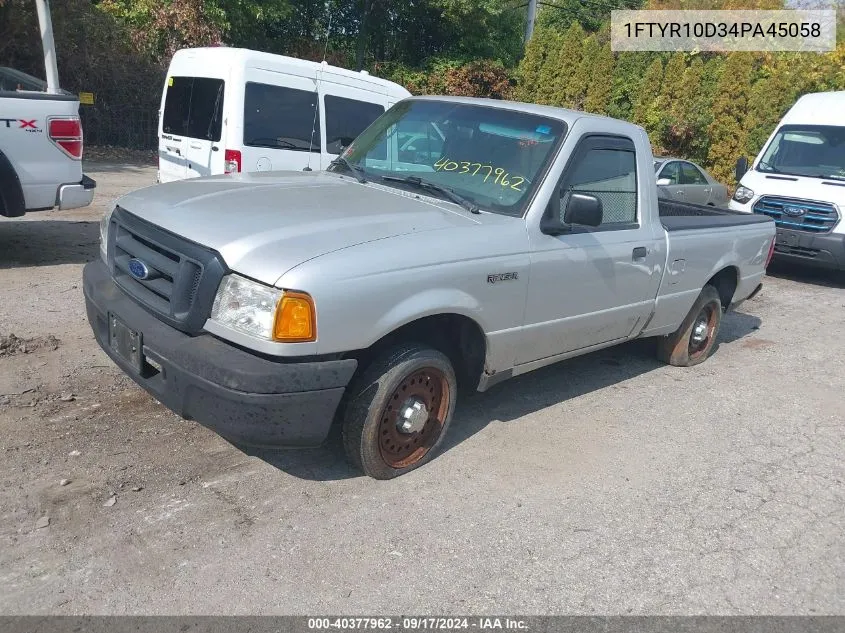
xmin=83 ymin=96 xmax=775 ymax=479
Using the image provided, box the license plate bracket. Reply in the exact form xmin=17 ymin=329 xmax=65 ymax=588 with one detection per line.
xmin=108 ymin=313 xmax=143 ymax=373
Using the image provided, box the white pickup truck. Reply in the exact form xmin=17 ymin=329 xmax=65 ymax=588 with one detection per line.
xmin=0 ymin=66 xmax=95 ymax=217
xmin=85 ymin=97 xmax=776 ymax=479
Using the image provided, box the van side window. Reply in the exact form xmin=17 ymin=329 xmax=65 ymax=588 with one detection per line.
xmin=244 ymin=82 xmax=321 ymax=152
xmin=162 ymin=76 xmax=225 ymax=142
xmin=559 ymin=135 xmax=638 ymax=227
xmin=324 ymin=95 xmax=385 ymax=155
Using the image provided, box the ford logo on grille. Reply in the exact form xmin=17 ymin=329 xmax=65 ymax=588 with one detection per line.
xmin=783 ymin=205 xmax=806 ymax=217
xmin=128 ymin=258 xmax=152 ymax=280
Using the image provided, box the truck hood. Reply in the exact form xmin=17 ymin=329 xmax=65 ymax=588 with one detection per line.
xmin=739 ymin=170 xmax=845 ymax=222
xmin=115 ymin=171 xmax=479 ymax=286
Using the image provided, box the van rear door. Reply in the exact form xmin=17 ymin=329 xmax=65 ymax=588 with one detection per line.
xmin=184 ymin=77 xmax=225 ymax=179
xmin=159 ymin=76 xmax=190 ymax=182
xmin=160 ymin=76 xmax=226 ymax=181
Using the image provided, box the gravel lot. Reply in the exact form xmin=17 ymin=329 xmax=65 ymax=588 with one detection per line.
xmin=1 ymin=162 xmax=843 ymax=615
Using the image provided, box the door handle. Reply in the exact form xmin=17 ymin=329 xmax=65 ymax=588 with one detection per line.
xmin=632 ymin=247 xmax=648 ymax=261
xmin=190 ymin=142 xmax=201 ymax=150
xmin=676 ymin=190 xmax=684 ymax=195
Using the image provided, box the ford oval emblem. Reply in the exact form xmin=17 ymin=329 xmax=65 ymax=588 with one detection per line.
xmin=783 ymin=205 xmax=806 ymax=217
xmin=128 ymin=258 xmax=151 ymax=280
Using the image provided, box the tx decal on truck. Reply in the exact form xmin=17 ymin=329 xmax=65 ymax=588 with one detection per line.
xmin=0 ymin=118 xmax=41 ymax=132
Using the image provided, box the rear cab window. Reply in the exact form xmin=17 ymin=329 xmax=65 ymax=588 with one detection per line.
xmin=162 ymin=76 xmax=225 ymax=142
xmin=244 ymin=83 xmax=321 ymax=152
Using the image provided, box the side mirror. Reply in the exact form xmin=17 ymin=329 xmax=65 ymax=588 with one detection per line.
xmin=656 ymin=177 xmax=672 ymax=186
xmin=541 ymin=192 xmax=604 ymax=235
xmin=564 ymin=192 xmax=603 ymax=227
xmin=735 ymin=156 xmax=748 ymax=182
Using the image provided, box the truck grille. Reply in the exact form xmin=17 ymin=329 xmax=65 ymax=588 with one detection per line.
xmin=752 ymin=196 xmax=839 ymax=233
xmin=108 ymin=207 xmax=228 ymax=334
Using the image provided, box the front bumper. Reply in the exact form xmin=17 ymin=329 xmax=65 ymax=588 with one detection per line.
xmin=57 ymin=174 xmax=96 ymax=210
xmin=772 ymin=228 xmax=845 ymax=271
xmin=83 ymin=259 xmax=357 ymax=447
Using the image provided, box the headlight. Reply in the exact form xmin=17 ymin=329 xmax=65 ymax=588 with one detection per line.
xmin=732 ymin=186 xmax=755 ymax=204
xmin=210 ymin=274 xmax=316 ymax=343
xmin=99 ymin=206 xmax=114 ymax=263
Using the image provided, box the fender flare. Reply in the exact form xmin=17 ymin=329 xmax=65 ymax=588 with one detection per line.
xmin=0 ymin=150 xmax=26 ymax=217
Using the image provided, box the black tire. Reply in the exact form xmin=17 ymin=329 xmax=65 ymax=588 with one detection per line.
xmin=657 ymin=285 xmax=723 ymax=367
xmin=342 ymin=342 xmax=457 ymax=479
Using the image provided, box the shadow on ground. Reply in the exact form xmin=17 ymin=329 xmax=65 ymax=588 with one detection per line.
xmin=248 ymin=310 xmax=761 ymax=481
xmin=0 ymin=220 xmax=98 ymax=268
xmin=766 ymin=261 xmax=845 ymax=289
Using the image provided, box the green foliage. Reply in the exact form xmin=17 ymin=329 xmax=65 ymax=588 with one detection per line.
xmin=549 ymin=22 xmax=585 ymax=108
xmin=583 ymin=39 xmax=614 ymax=115
xmin=536 ymin=0 xmax=645 ymax=33
xmin=515 ymin=26 xmax=554 ymax=102
xmin=632 ymin=58 xmax=664 ymax=146
xmin=707 ymin=53 xmax=754 ymax=184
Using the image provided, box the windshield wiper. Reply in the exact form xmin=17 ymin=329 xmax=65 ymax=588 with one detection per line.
xmin=246 ymin=137 xmax=307 ymax=151
xmin=820 ymin=173 xmax=845 ymax=181
xmin=380 ymin=175 xmax=480 ymax=214
xmin=329 ymin=155 xmax=367 ymax=183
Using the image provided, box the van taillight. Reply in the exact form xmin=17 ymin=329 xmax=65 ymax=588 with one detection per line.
xmin=224 ymin=149 xmax=241 ymax=174
xmin=48 ymin=116 xmax=83 ymax=159
xmin=765 ymin=237 xmax=776 ymax=268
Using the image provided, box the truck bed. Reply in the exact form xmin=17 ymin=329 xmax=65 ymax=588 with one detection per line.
xmin=659 ymin=199 xmax=772 ymax=232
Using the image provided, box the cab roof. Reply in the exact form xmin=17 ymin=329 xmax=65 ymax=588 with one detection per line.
xmin=405 ymin=95 xmax=645 ymax=133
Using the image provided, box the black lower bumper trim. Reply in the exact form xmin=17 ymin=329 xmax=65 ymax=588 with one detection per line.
xmin=773 ymin=228 xmax=845 ymax=271
xmin=83 ymin=260 xmax=357 ymax=448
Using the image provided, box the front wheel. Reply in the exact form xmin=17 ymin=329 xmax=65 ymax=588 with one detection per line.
xmin=341 ymin=343 xmax=457 ymax=479
xmin=657 ymin=285 xmax=723 ymax=367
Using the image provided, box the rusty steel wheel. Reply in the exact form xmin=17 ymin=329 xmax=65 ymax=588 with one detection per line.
xmin=377 ymin=368 xmax=451 ymax=469
xmin=342 ymin=343 xmax=457 ymax=479
xmin=687 ymin=303 xmax=718 ymax=362
xmin=657 ymin=284 xmax=722 ymax=367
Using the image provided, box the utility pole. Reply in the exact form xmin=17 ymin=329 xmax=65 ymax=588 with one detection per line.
xmin=34 ymin=0 xmax=60 ymax=93
xmin=524 ymin=0 xmax=538 ymax=44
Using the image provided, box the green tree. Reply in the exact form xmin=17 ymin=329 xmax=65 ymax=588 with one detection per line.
xmin=515 ymin=26 xmax=555 ymax=102
xmin=569 ymin=34 xmax=600 ymax=110
xmin=535 ymin=31 xmax=564 ymax=105
xmin=632 ymin=57 xmax=664 ymax=147
xmin=584 ymin=41 xmax=615 ymax=115
xmin=707 ymin=52 xmax=754 ymax=185
xmin=744 ymin=54 xmax=795 ymax=158
xmin=549 ymin=22 xmax=585 ymax=107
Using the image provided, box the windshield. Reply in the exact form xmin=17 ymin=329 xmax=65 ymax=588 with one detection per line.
xmin=757 ymin=124 xmax=845 ymax=180
xmin=333 ymin=99 xmax=568 ymax=216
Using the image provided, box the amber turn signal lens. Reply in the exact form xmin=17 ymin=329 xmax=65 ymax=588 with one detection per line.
xmin=273 ymin=291 xmax=316 ymax=342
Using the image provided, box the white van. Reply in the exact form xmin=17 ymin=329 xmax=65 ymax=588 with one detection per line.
xmin=730 ymin=91 xmax=845 ymax=272
xmin=156 ymin=47 xmax=411 ymax=183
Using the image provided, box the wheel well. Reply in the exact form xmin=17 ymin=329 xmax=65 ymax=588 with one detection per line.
xmin=351 ymin=314 xmax=487 ymax=390
xmin=707 ymin=267 xmax=739 ymax=309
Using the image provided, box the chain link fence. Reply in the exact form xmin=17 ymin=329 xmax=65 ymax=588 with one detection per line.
xmin=79 ymin=105 xmax=158 ymax=151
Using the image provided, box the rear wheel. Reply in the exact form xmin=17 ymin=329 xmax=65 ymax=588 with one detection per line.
xmin=657 ymin=285 xmax=723 ymax=367
xmin=341 ymin=343 xmax=457 ymax=479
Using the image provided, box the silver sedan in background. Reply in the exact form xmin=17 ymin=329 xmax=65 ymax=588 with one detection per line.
xmin=654 ymin=157 xmax=730 ymax=207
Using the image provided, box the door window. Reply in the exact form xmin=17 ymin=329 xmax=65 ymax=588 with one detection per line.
xmin=679 ymin=162 xmax=707 ymax=185
xmin=324 ymin=95 xmax=385 ymax=155
xmin=162 ymin=76 xmax=225 ymax=142
xmin=659 ymin=161 xmax=681 ymax=184
xmin=244 ymin=82 xmax=321 ymax=152
xmin=559 ymin=136 xmax=638 ymax=226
